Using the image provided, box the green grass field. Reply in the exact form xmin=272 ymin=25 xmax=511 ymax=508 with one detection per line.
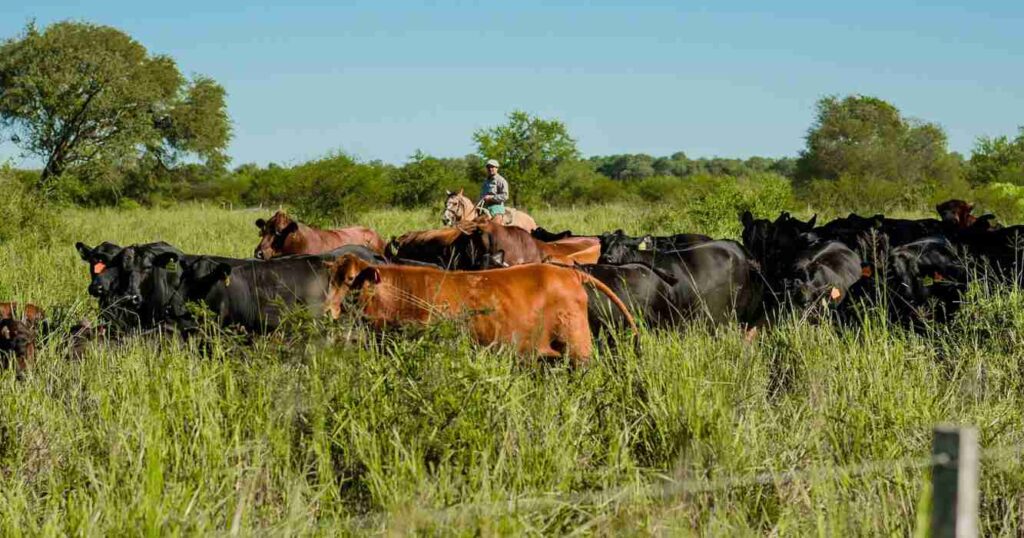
xmin=2 ymin=204 xmax=1024 ymax=535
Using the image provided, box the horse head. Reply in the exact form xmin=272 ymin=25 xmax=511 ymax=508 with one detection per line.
xmin=443 ymin=188 xmax=478 ymax=226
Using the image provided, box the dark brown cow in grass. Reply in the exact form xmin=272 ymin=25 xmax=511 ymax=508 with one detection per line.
xmin=254 ymin=211 xmax=386 ymax=259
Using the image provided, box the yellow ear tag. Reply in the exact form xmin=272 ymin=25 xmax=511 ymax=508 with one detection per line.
xmin=224 ymin=275 xmax=232 ymax=287
xmin=829 ymin=287 xmax=842 ymax=301
xmin=922 ymin=275 xmax=934 ymax=286
xmin=638 ymin=241 xmax=648 ymax=251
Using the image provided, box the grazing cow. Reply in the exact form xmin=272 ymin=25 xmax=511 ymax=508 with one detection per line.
xmin=846 ymin=236 xmax=968 ymax=327
xmin=254 ymin=211 xmax=386 ymax=259
xmin=812 ymin=213 xmax=944 ymax=249
xmin=576 ymin=263 xmax=680 ymax=330
xmin=741 ymin=212 xmax=860 ymax=316
xmin=953 ymin=224 xmax=1024 ymax=283
xmin=325 ymin=256 xmax=636 ymax=365
xmin=0 ymin=318 xmax=35 ymax=372
xmin=599 ymin=238 xmax=765 ymax=326
xmin=150 ymin=252 xmax=335 ymax=333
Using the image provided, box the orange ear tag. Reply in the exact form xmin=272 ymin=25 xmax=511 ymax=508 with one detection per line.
xmin=93 ymin=262 xmax=106 ymax=275
xmin=861 ymin=266 xmax=873 ymax=278
xmin=933 ymin=272 xmax=944 ymax=282
xmin=830 ymin=287 xmax=842 ymax=301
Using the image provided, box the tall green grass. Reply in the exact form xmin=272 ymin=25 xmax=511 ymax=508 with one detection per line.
xmin=1 ymin=204 xmax=1023 ymax=535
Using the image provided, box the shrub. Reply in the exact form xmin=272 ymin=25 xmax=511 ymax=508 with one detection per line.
xmin=0 ymin=164 xmax=60 ymax=244
xmin=540 ymin=161 xmax=631 ymax=206
xmin=974 ymin=183 xmax=1024 ymax=224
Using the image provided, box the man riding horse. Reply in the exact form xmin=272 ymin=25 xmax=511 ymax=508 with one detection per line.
xmin=479 ymin=159 xmax=509 ymax=218
xmin=442 ymin=159 xmax=537 ymax=231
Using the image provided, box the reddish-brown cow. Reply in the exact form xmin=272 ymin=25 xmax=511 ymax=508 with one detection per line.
xmin=0 ymin=318 xmax=35 ymax=372
xmin=254 ymin=211 xmax=386 ymax=259
xmin=324 ymin=255 xmax=636 ymax=365
xmin=0 ymin=302 xmax=45 ymax=324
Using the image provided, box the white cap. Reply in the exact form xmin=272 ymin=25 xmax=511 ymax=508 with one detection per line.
xmin=486 ymin=159 xmax=499 ymax=168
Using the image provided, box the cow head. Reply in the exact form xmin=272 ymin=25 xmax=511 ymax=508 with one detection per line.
xmin=325 ymin=255 xmax=381 ymax=319
xmin=114 ymin=242 xmax=187 ymax=326
xmin=254 ymin=211 xmax=300 ymax=259
xmin=161 ymin=255 xmax=233 ymax=309
xmin=936 ymin=199 xmax=976 ymax=229
xmin=76 ymin=241 xmax=124 ymax=298
xmin=0 ymin=318 xmax=35 ymax=369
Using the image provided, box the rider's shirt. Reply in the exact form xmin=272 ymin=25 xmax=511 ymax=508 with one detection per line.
xmin=480 ymin=173 xmax=509 ymax=205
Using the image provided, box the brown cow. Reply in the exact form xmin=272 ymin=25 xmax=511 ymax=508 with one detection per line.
xmin=538 ymin=236 xmax=601 ymax=265
xmin=936 ymin=200 xmax=977 ymax=229
xmin=0 ymin=302 xmax=45 ymax=324
xmin=391 ymin=221 xmax=600 ymax=269
xmin=0 ymin=319 xmax=35 ymax=372
xmin=254 ymin=211 xmax=386 ymax=259
xmin=324 ymin=255 xmax=636 ymax=365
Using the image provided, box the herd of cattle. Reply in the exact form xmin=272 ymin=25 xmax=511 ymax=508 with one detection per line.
xmin=2 ymin=199 xmax=1023 ymax=372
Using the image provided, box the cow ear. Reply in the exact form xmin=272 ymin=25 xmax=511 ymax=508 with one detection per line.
xmin=741 ymin=211 xmax=753 ymax=227
xmin=807 ymin=214 xmax=817 ymax=228
xmin=255 ymin=219 xmax=266 ymax=229
xmin=75 ymin=242 xmax=93 ymax=261
xmin=282 ymin=221 xmax=299 ymax=236
xmin=0 ymin=324 xmax=9 ymax=340
xmin=445 ymin=189 xmax=452 ymax=196
xmin=152 ymin=252 xmax=180 ymax=269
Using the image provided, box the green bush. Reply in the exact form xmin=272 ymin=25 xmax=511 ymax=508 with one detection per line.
xmin=974 ymin=183 xmax=1024 ymax=224
xmin=0 ymin=165 xmax=60 ymax=244
xmin=539 ymin=161 xmax=631 ymax=206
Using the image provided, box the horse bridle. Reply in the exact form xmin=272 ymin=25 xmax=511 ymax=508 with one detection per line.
xmin=443 ymin=196 xmax=479 ymax=225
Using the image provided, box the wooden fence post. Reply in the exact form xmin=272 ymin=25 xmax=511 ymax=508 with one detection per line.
xmin=931 ymin=425 xmax=979 ymax=538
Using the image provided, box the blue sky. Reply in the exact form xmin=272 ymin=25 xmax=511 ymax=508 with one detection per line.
xmin=1 ymin=0 xmax=1022 ymax=167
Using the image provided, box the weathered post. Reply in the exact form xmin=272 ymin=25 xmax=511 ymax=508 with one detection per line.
xmin=931 ymin=425 xmax=979 ymax=538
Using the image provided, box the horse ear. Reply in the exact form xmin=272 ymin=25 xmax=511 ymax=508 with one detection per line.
xmin=457 ymin=188 xmax=464 ymax=196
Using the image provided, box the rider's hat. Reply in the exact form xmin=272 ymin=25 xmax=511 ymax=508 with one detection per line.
xmin=485 ymin=159 xmax=500 ymax=168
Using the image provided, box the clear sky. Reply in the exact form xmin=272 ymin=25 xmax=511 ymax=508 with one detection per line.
xmin=1 ymin=0 xmax=1021 ymax=167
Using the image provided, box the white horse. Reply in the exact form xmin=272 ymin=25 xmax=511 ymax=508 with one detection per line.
xmin=442 ymin=189 xmax=537 ymax=232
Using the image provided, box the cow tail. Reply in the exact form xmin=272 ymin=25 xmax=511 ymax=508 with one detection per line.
xmin=577 ymin=272 xmax=638 ymax=333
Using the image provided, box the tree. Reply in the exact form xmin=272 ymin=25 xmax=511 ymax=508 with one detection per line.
xmin=390 ymin=150 xmax=473 ymax=208
xmin=795 ymin=95 xmax=958 ymax=187
xmin=968 ymin=127 xmax=1024 ymax=186
xmin=473 ymin=110 xmax=580 ymax=205
xmin=0 ymin=21 xmax=231 ymax=191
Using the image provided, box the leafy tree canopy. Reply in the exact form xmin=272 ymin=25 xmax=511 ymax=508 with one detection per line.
xmin=795 ymin=94 xmax=958 ymax=186
xmin=0 ymin=21 xmax=231 ymax=191
xmin=473 ymin=110 xmax=579 ymax=205
xmin=968 ymin=126 xmax=1024 ymax=186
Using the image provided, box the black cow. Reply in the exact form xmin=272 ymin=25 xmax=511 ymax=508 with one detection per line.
xmin=576 ymin=263 xmax=680 ymax=331
xmin=150 ymin=253 xmax=334 ymax=333
xmin=811 ymin=213 xmax=946 ymax=249
xmin=843 ymin=236 xmax=967 ymax=327
xmin=599 ymin=239 xmax=765 ymax=326
xmin=599 ymin=229 xmax=712 ymax=254
xmin=741 ymin=212 xmax=860 ymax=317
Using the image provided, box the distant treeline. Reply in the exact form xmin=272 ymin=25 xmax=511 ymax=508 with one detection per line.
xmin=3 ymin=21 xmax=1023 ymax=227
